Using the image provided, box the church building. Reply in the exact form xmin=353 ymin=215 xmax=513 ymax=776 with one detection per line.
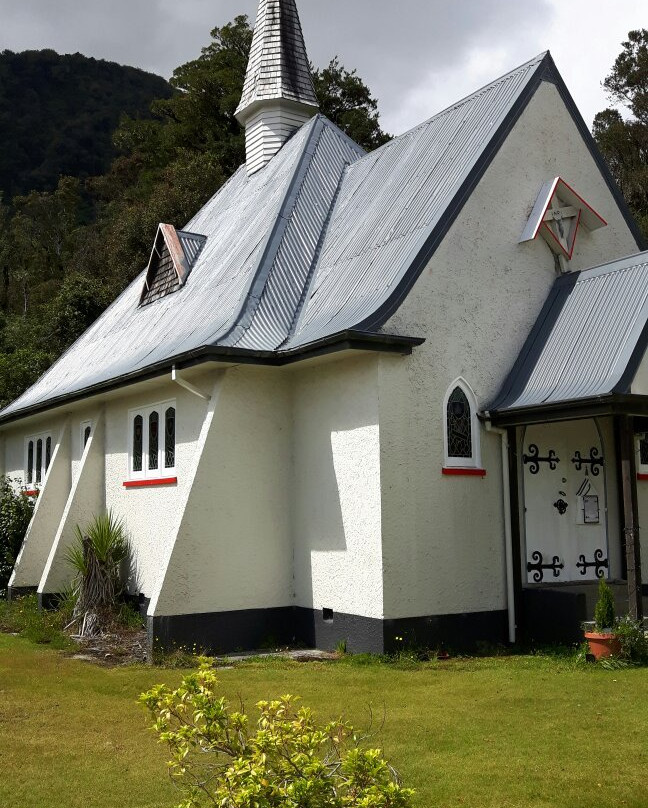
xmin=3 ymin=0 xmax=647 ymax=653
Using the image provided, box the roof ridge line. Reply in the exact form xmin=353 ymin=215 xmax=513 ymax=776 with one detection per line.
xmin=209 ymin=116 xmax=326 ymax=348
xmin=349 ymin=52 xmax=550 ymax=169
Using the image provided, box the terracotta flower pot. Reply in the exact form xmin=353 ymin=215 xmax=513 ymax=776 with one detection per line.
xmin=584 ymin=631 xmax=622 ymax=660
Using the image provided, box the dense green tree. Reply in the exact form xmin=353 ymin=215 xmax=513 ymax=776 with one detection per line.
xmin=0 ymin=50 xmax=173 ymax=200
xmin=313 ymin=58 xmax=391 ymax=151
xmin=594 ymin=30 xmax=648 ymax=239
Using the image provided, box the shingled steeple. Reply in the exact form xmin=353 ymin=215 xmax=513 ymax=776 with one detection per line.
xmin=235 ymin=0 xmax=319 ymax=175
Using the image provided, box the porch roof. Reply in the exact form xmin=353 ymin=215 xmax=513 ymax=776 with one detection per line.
xmin=488 ymin=251 xmax=648 ymax=424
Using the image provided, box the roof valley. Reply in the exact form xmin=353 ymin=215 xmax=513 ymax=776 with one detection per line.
xmin=229 ymin=118 xmax=365 ymax=351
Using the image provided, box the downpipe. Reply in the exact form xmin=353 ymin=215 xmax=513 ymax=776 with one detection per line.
xmin=485 ymin=419 xmax=516 ymax=644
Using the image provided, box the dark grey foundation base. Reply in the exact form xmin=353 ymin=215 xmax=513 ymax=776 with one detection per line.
xmin=148 ymin=606 xmax=509 ymax=656
xmin=38 ymin=592 xmax=61 ymax=610
xmin=522 ymin=583 xmax=648 ymax=646
xmin=7 ymin=585 xmax=37 ymax=602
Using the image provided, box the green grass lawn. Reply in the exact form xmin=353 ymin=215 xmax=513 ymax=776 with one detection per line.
xmin=0 ymin=635 xmax=647 ymax=808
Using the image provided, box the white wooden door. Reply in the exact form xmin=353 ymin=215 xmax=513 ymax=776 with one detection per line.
xmin=523 ymin=421 xmax=609 ymax=583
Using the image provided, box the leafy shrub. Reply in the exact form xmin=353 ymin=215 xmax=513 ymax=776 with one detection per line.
xmin=0 ymin=476 xmax=35 ymax=592
xmin=594 ymin=578 xmax=616 ymax=631
xmin=615 ymin=616 xmax=648 ymax=664
xmin=65 ymin=511 xmax=129 ymax=636
xmin=0 ymin=594 xmax=74 ymax=649
xmin=140 ymin=660 xmax=415 ymax=808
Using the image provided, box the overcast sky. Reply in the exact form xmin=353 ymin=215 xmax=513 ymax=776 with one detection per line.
xmin=0 ymin=0 xmax=645 ymax=134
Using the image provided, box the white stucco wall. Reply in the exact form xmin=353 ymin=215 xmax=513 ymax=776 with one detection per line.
xmin=104 ymin=373 xmax=213 ymax=600
xmin=151 ymin=367 xmax=292 ymax=617
xmin=378 ymin=78 xmax=639 ymax=620
xmin=292 ymin=356 xmax=384 ymax=620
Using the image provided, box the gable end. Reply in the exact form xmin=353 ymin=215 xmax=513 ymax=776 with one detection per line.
xmin=357 ymin=53 xmax=645 ymax=334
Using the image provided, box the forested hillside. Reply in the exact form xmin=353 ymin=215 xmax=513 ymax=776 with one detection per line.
xmin=0 ymin=50 xmax=173 ymax=201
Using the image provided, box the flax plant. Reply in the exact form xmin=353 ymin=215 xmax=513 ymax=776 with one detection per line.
xmin=65 ymin=511 xmax=129 ymax=636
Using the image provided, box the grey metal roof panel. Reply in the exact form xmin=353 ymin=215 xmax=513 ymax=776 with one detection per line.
xmin=490 ymin=252 xmax=648 ymax=411
xmin=177 ymin=231 xmax=207 ymax=268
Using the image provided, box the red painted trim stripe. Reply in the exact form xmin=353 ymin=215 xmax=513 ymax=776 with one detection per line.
xmin=637 ymin=474 xmax=648 ymax=481
xmin=558 ymin=177 xmax=608 ymax=226
xmin=123 ymin=477 xmax=178 ymax=489
xmin=442 ymin=468 xmax=487 ymax=477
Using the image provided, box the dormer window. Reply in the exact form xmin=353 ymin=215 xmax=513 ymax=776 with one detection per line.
xmin=519 ymin=177 xmax=607 ymax=262
xmin=140 ymin=224 xmax=206 ymax=307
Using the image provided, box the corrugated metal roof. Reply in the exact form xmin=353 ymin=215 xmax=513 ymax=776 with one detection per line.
xmin=490 ymin=252 xmax=648 ymax=411
xmin=1 ymin=52 xmax=560 ymax=421
xmin=236 ymin=0 xmax=318 ymax=119
xmin=284 ymin=52 xmax=548 ymax=346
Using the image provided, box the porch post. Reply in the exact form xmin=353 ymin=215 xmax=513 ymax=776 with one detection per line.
xmin=619 ymin=415 xmax=643 ymax=622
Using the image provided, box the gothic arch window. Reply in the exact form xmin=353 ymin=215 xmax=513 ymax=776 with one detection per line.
xmin=443 ymin=379 xmax=481 ymax=470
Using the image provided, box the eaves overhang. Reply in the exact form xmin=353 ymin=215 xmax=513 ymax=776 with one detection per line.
xmin=0 ymin=330 xmax=424 ymax=427
xmin=484 ymin=393 xmax=648 ymax=428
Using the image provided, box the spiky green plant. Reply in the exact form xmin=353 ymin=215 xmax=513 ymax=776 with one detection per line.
xmin=65 ymin=511 xmax=129 ymax=635
xmin=594 ymin=577 xmax=616 ymax=632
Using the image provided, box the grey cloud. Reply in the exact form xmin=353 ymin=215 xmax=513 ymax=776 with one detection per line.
xmin=0 ymin=0 xmax=554 ymax=129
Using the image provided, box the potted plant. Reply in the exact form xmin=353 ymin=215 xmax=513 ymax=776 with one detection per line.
xmin=584 ymin=578 xmax=621 ymax=660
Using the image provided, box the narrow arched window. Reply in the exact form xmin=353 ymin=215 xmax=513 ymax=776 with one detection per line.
xmin=149 ymin=411 xmax=159 ymax=471
xmin=35 ymin=439 xmax=43 ymax=484
xmin=45 ymin=437 xmax=52 ymax=471
xmin=447 ymin=388 xmax=472 ymax=458
xmin=27 ymin=441 xmax=34 ymax=485
xmin=165 ymin=407 xmax=175 ymax=470
xmin=83 ymin=426 xmax=91 ymax=447
xmin=133 ymin=415 xmax=143 ymax=473
xmin=443 ymin=380 xmax=481 ymax=470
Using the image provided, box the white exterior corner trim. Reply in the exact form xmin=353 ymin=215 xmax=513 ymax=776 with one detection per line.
xmin=38 ymin=410 xmax=106 ymax=596
xmin=9 ymin=421 xmax=71 ymax=590
xmin=442 ymin=377 xmax=482 ymax=470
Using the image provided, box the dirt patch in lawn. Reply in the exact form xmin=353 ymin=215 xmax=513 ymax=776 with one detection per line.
xmin=68 ymin=625 xmax=149 ymax=666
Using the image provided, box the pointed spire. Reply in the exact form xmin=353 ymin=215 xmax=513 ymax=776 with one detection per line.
xmin=236 ymin=0 xmax=319 ymax=175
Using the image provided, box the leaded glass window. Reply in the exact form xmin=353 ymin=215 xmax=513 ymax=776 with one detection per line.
xmin=133 ymin=415 xmax=143 ymax=473
xmin=27 ymin=441 xmax=34 ymax=485
xmin=45 ymin=437 xmax=52 ymax=471
xmin=640 ymin=437 xmax=648 ymax=467
xmin=446 ymin=387 xmax=472 ymax=459
xmin=128 ymin=401 xmax=176 ymax=481
xmin=149 ymin=411 xmax=159 ymax=471
xmin=165 ymin=407 xmax=175 ymax=469
xmin=35 ymin=440 xmax=43 ymax=484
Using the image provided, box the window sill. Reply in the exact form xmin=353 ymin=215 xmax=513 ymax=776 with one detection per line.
xmin=637 ymin=473 xmax=648 ymax=481
xmin=442 ymin=467 xmax=487 ymax=477
xmin=22 ymin=489 xmax=40 ymax=497
xmin=123 ymin=477 xmax=177 ymax=489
